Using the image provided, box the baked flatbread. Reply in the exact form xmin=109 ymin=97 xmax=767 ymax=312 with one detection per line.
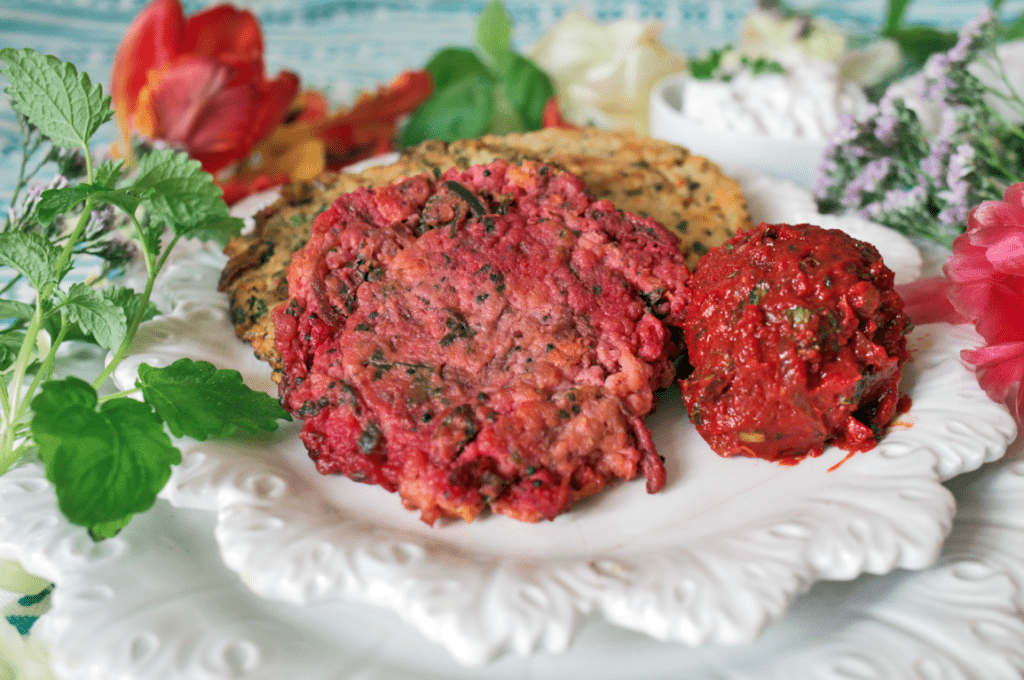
xmin=218 ymin=128 xmax=752 ymax=374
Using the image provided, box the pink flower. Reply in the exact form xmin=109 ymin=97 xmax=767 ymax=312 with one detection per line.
xmin=944 ymin=182 xmax=1024 ymax=417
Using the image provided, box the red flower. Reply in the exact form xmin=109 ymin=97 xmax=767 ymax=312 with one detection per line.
xmin=540 ymin=96 xmax=577 ymax=129
xmin=111 ymin=0 xmax=299 ymax=174
xmin=219 ymin=71 xmax=432 ymax=204
xmin=943 ymin=182 xmax=1024 ymax=418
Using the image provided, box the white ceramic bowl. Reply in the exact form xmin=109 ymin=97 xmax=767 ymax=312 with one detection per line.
xmin=649 ymin=73 xmax=829 ymax=188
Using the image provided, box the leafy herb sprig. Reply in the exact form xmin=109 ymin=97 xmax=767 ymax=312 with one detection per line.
xmin=688 ymin=46 xmax=786 ymax=81
xmin=400 ymin=0 xmax=554 ymax=146
xmin=0 ymin=48 xmax=290 ymax=539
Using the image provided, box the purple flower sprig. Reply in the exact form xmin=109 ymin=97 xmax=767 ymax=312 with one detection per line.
xmin=814 ymin=10 xmax=1020 ymax=247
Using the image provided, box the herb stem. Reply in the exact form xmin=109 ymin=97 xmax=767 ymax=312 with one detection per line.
xmin=6 ymin=118 xmax=44 ymax=218
xmin=97 ymin=386 xmax=140 ymax=403
xmin=91 ymin=228 xmax=178 ymax=391
xmin=21 ymin=316 xmax=71 ymax=412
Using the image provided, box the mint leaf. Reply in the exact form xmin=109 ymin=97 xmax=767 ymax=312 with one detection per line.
xmin=0 ymin=330 xmax=27 ymax=372
xmin=45 ymin=286 xmax=154 ymax=346
xmin=132 ymin=149 xmax=229 ymax=235
xmin=137 ymin=358 xmax=290 ymax=440
xmin=401 ymin=72 xmax=495 ymax=146
xmin=0 ymin=231 xmax=66 ymax=289
xmin=64 ymin=283 xmax=127 ymax=351
xmin=0 ymin=48 xmax=112 ymax=151
xmin=0 ymin=300 xmax=34 ymax=323
xmin=476 ymin=0 xmax=514 ymax=75
xmin=182 ymin=214 xmax=244 ymax=246
xmin=89 ymin=515 xmax=132 ymax=540
xmin=35 ymin=184 xmax=143 ymax=226
xmin=503 ymin=54 xmax=554 ymax=130
xmin=425 ymin=48 xmax=491 ymax=91
xmin=103 ymin=285 xmax=158 ymax=326
xmin=94 ymin=159 xmax=126 ymax=188
xmin=30 ymin=378 xmax=180 ymax=532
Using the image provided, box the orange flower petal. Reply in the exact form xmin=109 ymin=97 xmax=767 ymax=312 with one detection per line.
xmin=313 ymin=70 xmax=432 ymax=167
xmin=111 ymin=0 xmax=185 ymax=145
xmin=246 ymin=70 xmax=302 ymax=156
xmin=181 ymin=4 xmax=263 ymax=64
xmin=291 ymin=90 xmax=331 ymax=123
xmin=276 ymin=137 xmax=327 ymax=181
xmin=219 ymin=172 xmax=289 ymax=206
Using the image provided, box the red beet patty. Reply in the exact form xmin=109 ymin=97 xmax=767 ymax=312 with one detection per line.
xmin=274 ymin=160 xmax=689 ymax=523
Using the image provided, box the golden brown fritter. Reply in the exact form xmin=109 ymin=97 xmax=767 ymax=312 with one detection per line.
xmin=218 ymin=128 xmax=751 ymax=376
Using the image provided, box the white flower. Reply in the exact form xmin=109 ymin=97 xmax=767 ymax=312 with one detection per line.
xmin=528 ymin=10 xmax=686 ymax=133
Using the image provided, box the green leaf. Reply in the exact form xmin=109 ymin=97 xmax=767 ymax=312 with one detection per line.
xmin=888 ymin=26 xmax=958 ymax=66
xmin=883 ymin=0 xmax=914 ymax=34
xmin=63 ymin=283 xmax=127 ymax=351
xmin=503 ymin=53 xmax=555 ymax=130
xmin=0 ymin=48 xmax=112 ymax=151
xmin=35 ymin=184 xmax=143 ymax=226
xmin=0 ymin=231 xmax=66 ymax=289
xmin=132 ymin=149 xmax=229 ymax=236
xmin=89 ymin=515 xmax=132 ymax=540
xmin=0 ymin=299 xmax=34 ymax=323
xmin=690 ymin=47 xmax=728 ymax=80
xmin=1000 ymin=10 xmax=1024 ymax=41
xmin=425 ymin=48 xmax=492 ymax=91
xmin=0 ymin=331 xmax=27 ymax=372
xmin=30 ymin=378 xmax=180 ymax=532
xmin=488 ymin=85 xmax=526 ymax=134
xmin=103 ymin=285 xmax=158 ymax=326
xmin=93 ymin=159 xmax=126 ymax=188
xmin=181 ymin=214 xmax=244 ymax=246
xmin=401 ymin=72 xmax=495 ymax=146
xmin=136 ymin=358 xmax=290 ymax=441
xmin=476 ymin=0 xmax=514 ymax=75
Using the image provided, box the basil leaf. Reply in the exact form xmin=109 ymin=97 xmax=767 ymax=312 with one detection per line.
xmin=0 ymin=48 xmax=112 ymax=151
xmin=476 ymin=0 xmax=514 ymax=75
xmin=886 ymin=26 xmax=958 ymax=66
xmin=883 ymin=0 xmax=914 ymax=35
xmin=401 ymin=72 xmax=495 ymax=145
xmin=64 ymin=283 xmax=128 ymax=351
xmin=30 ymin=378 xmax=180 ymax=533
xmin=136 ymin=358 xmax=290 ymax=441
xmin=425 ymin=48 xmax=491 ymax=91
xmin=0 ymin=231 xmax=66 ymax=289
xmin=503 ymin=53 xmax=555 ymax=131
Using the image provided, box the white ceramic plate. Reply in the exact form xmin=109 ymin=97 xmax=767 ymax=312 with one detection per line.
xmin=1 ymin=171 xmax=1016 ymax=674
xmin=1 ymin=442 xmax=1023 ymax=680
xmin=91 ymin=169 xmax=1010 ymax=665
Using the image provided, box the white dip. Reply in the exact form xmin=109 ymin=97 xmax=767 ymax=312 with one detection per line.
xmin=681 ymin=53 xmax=868 ymax=140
